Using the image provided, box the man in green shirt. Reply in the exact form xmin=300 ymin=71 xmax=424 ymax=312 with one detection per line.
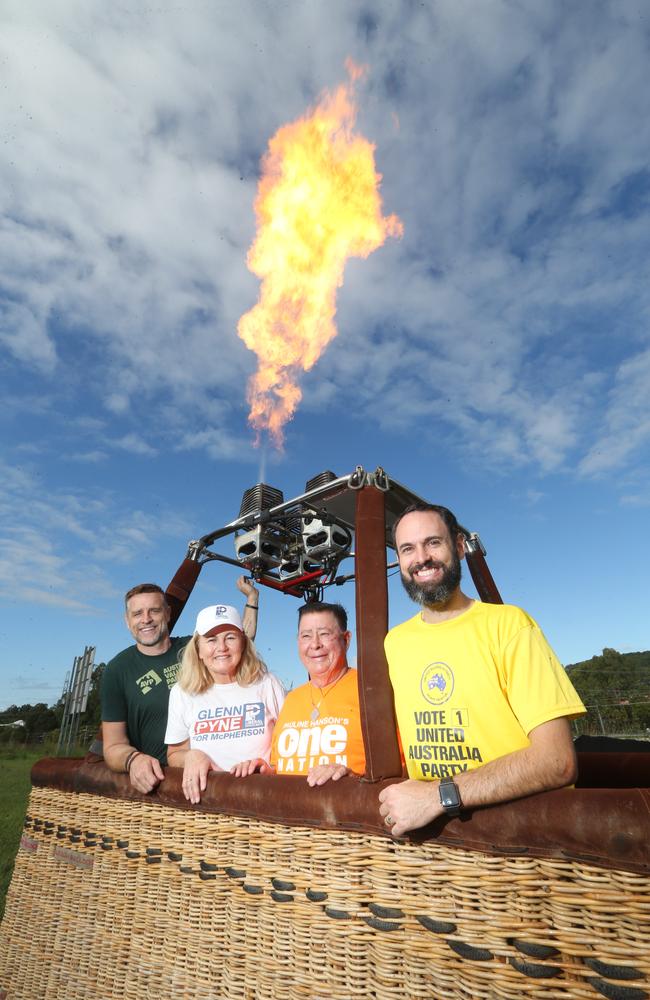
xmin=101 ymin=579 xmax=259 ymax=794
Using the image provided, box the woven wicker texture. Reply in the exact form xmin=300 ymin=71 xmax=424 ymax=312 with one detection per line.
xmin=0 ymin=787 xmax=648 ymax=1000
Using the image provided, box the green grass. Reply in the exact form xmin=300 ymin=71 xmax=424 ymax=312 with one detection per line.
xmin=0 ymin=751 xmax=44 ymax=921
xmin=0 ymin=745 xmax=90 ymax=921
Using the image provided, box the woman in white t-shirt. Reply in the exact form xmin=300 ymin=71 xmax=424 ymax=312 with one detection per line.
xmin=165 ymin=603 xmax=285 ymax=803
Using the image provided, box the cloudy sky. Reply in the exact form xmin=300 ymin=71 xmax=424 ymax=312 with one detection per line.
xmin=2 ymin=0 xmax=649 ymax=708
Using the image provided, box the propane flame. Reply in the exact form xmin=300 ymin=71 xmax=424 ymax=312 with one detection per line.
xmin=237 ymin=64 xmax=403 ymax=447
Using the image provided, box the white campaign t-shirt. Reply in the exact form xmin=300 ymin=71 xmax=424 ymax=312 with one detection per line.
xmin=164 ymin=673 xmax=285 ymax=770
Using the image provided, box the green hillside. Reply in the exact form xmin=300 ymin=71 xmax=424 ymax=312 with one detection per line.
xmin=566 ymin=648 xmax=650 ymax=735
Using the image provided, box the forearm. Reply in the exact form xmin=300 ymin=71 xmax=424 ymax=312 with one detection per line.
xmin=379 ymin=719 xmax=578 ymax=836
xmin=104 ymin=742 xmax=136 ymax=773
xmin=166 ymin=746 xmax=191 ymax=768
xmin=236 ymin=575 xmax=259 ymax=639
xmin=102 ymin=723 xmax=139 ymax=773
xmin=242 ymin=600 xmax=259 ymax=639
xmin=102 ymin=721 xmax=164 ymax=792
xmin=168 ymin=745 xmax=222 ymax=771
xmin=455 ymin=738 xmax=577 ymax=810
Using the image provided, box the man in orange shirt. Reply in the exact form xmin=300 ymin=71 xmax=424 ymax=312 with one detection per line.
xmin=270 ymin=602 xmax=365 ymax=785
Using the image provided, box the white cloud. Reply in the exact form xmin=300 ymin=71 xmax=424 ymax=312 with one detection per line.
xmin=66 ymin=450 xmax=107 ymax=464
xmin=112 ymin=434 xmax=157 ymax=457
xmin=176 ymin=428 xmax=259 ymax=463
xmin=579 ymin=348 xmax=650 ymax=476
xmin=0 ymin=459 xmax=188 ymax=609
xmin=0 ymin=294 xmax=57 ymax=370
xmin=620 ymin=493 xmax=650 ymax=508
xmin=1 ymin=0 xmax=649 ymax=480
xmin=5 ymin=675 xmax=63 ymax=695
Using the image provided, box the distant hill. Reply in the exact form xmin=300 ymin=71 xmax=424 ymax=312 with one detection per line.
xmin=566 ymin=648 xmax=650 ymax=734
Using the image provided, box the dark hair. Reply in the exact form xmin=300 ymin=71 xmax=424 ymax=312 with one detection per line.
xmin=124 ymin=583 xmax=167 ymax=609
xmin=298 ymin=601 xmax=348 ymax=633
xmin=391 ymin=503 xmax=464 ymax=550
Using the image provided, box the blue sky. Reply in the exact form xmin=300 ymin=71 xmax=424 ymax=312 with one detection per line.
xmin=1 ymin=0 xmax=649 ymax=708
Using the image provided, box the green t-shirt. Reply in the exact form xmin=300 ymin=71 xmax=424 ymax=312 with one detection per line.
xmin=101 ymin=636 xmax=189 ymax=764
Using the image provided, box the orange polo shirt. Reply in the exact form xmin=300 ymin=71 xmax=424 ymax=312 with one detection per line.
xmin=270 ymin=669 xmax=366 ymax=776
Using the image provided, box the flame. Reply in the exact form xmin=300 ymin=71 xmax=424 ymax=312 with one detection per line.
xmin=237 ymin=64 xmax=403 ymax=446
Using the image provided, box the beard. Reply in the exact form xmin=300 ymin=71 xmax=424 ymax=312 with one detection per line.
xmin=400 ymin=552 xmax=462 ymax=607
xmin=136 ymin=623 xmax=169 ymax=647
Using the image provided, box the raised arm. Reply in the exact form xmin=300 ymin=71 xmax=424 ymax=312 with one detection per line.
xmin=237 ymin=575 xmax=259 ymax=639
xmin=102 ymin=720 xmax=164 ymax=794
xmin=379 ymin=717 xmax=577 ymax=837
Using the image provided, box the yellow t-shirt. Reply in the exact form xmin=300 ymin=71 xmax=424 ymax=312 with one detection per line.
xmin=384 ymin=602 xmax=585 ymax=781
xmin=270 ymin=669 xmax=366 ymax=776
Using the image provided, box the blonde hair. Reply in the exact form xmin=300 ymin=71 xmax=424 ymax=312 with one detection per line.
xmin=177 ymin=631 xmax=267 ymax=695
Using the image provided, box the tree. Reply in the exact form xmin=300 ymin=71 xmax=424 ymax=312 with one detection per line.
xmin=84 ymin=664 xmax=105 ymax=730
xmin=567 ymin=647 xmax=650 ymax=736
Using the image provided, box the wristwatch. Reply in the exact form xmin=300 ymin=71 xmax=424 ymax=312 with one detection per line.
xmin=438 ymin=779 xmax=462 ymax=817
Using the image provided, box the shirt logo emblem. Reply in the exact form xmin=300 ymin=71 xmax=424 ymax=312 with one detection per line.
xmin=136 ymin=669 xmax=163 ymax=694
xmin=420 ymin=661 xmax=454 ymax=706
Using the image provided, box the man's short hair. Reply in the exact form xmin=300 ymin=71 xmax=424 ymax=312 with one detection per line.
xmin=124 ymin=583 xmax=167 ymax=609
xmin=391 ymin=503 xmax=464 ymax=550
xmin=298 ymin=601 xmax=348 ymax=633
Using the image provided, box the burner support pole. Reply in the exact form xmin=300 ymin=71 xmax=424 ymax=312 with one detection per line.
xmin=354 ymin=485 xmax=402 ymax=781
xmin=165 ymin=558 xmax=203 ymax=630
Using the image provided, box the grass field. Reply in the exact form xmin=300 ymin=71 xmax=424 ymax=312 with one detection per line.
xmin=0 ymin=746 xmax=92 ymax=921
xmin=0 ymin=751 xmax=44 ymax=921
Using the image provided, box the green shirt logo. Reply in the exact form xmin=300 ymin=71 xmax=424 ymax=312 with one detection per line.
xmin=136 ymin=669 xmax=163 ymax=695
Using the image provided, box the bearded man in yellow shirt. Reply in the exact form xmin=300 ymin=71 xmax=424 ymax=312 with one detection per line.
xmin=379 ymin=504 xmax=585 ymax=837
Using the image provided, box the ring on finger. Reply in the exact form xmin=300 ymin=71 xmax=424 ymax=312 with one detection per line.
xmin=384 ymin=815 xmax=394 ymax=827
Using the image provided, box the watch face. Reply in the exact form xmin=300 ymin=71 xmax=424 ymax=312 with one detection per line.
xmin=439 ymin=780 xmax=461 ymax=811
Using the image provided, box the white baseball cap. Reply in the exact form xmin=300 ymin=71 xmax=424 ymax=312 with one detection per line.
xmin=195 ymin=605 xmax=243 ymax=637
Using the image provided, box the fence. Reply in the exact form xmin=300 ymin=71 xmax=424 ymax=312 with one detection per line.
xmin=0 ymin=726 xmax=96 ymax=752
xmin=572 ymin=700 xmax=650 ymax=740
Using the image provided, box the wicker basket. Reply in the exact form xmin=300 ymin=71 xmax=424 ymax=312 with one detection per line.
xmin=1 ymin=758 xmax=648 ymax=1000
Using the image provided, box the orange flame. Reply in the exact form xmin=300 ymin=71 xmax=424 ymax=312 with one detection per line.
xmin=237 ymin=65 xmax=403 ymax=446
